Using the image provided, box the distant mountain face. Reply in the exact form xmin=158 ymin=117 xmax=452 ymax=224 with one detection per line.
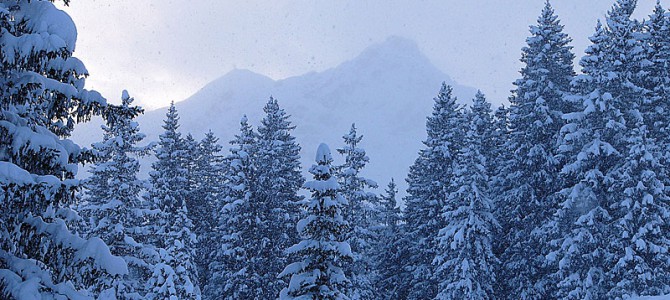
xmin=73 ymin=36 xmax=479 ymax=200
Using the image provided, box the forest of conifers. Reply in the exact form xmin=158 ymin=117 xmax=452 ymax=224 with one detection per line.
xmin=2 ymin=0 xmax=670 ymax=299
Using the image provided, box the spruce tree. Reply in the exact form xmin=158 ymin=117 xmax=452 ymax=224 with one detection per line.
xmin=604 ymin=3 xmax=670 ymax=297
xmin=204 ymin=116 xmax=259 ymax=299
xmin=80 ymin=91 xmax=154 ymax=298
xmin=403 ymin=83 xmax=465 ymax=299
xmin=550 ymin=1 xmax=647 ymax=298
xmin=188 ymin=130 xmax=223 ymax=291
xmin=642 ymin=2 xmax=670 ymax=183
xmin=279 ymin=143 xmax=352 ymax=300
xmin=489 ymin=105 xmax=510 ymax=202
xmin=498 ymin=2 xmax=576 ymax=298
xmin=434 ymin=102 xmax=499 ymax=300
xmin=254 ymin=96 xmax=304 ymax=298
xmin=374 ymin=179 xmax=411 ymax=299
xmin=336 ymin=123 xmax=379 ymax=300
xmin=607 ymin=123 xmax=670 ymax=298
xmin=469 ymin=91 xmax=495 ymax=173
xmin=148 ymin=103 xmax=200 ymax=299
xmin=0 ymin=1 xmax=128 ymax=298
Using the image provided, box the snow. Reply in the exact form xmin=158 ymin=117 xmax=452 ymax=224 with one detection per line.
xmin=304 ymin=177 xmax=339 ymax=192
xmin=316 ymin=143 xmax=332 ymax=162
xmin=0 ymin=251 xmax=92 ymax=300
xmin=23 ymin=1 xmax=78 ymax=52
xmin=75 ymin=237 xmax=129 ymax=276
xmin=24 ymin=216 xmax=128 ymax=276
xmin=0 ymin=161 xmax=34 ymax=185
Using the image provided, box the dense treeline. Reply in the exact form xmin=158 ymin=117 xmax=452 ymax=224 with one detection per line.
xmin=2 ymin=0 xmax=670 ymax=299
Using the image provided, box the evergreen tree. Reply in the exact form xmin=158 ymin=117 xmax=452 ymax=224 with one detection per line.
xmin=254 ymin=96 xmax=305 ymax=298
xmin=374 ymin=179 xmax=411 ymax=299
xmin=188 ymin=130 xmax=223 ymax=291
xmin=489 ymin=105 xmax=511 ymax=201
xmin=469 ymin=91 xmax=495 ymax=173
xmin=403 ymin=83 xmax=465 ymax=299
xmin=148 ymin=103 xmax=200 ymax=299
xmin=550 ymin=1 xmax=648 ymax=298
xmin=336 ymin=123 xmax=379 ymax=300
xmin=642 ymin=2 xmax=670 ymax=183
xmin=183 ymin=133 xmax=199 ymax=214
xmin=641 ymin=1 xmax=670 ymax=135
xmin=0 ymin=1 xmax=128 ymax=298
xmin=434 ymin=103 xmax=499 ymax=300
xmin=607 ymin=124 xmax=670 ymax=298
xmin=279 ymin=143 xmax=352 ymax=300
xmin=204 ymin=116 xmax=259 ymax=299
xmin=498 ymin=2 xmax=576 ymax=298
xmin=604 ymin=3 xmax=670 ymax=297
xmin=80 ymin=91 xmax=154 ymax=298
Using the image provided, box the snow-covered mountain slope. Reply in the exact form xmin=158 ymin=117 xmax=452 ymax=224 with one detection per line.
xmin=73 ymin=36 xmax=479 ymax=199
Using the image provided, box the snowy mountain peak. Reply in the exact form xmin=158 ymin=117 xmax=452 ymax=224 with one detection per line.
xmin=73 ymin=37 xmax=478 ymax=199
xmin=358 ymin=36 xmax=426 ymax=62
xmin=339 ymin=36 xmax=440 ymax=76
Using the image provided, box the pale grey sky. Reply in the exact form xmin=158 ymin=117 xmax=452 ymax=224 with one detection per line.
xmin=59 ymin=1 xmax=659 ymax=109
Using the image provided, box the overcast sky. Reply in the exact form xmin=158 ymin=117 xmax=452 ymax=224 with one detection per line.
xmin=58 ymin=1 xmax=659 ymax=109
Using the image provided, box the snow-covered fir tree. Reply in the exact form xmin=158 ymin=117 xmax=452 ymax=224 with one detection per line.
xmin=147 ymin=103 xmax=200 ymax=299
xmin=550 ymin=1 xmax=650 ymax=298
xmin=253 ymin=96 xmax=305 ymax=298
xmin=607 ymin=123 xmax=670 ymax=298
xmin=497 ymin=2 xmax=576 ymax=298
xmin=640 ymin=1 xmax=670 ymax=142
xmin=489 ymin=105 xmax=511 ymax=201
xmin=641 ymin=1 xmax=670 ymax=190
xmin=403 ymin=83 xmax=465 ymax=299
xmin=279 ymin=143 xmax=352 ymax=300
xmin=433 ymin=101 xmax=499 ymax=300
xmin=187 ymin=130 xmax=223 ymax=291
xmin=0 ymin=1 xmax=128 ymax=298
xmin=204 ymin=116 xmax=259 ymax=299
xmin=80 ymin=91 xmax=155 ymax=298
xmin=469 ymin=91 xmax=495 ymax=174
xmin=374 ymin=179 xmax=411 ymax=299
xmin=336 ymin=123 xmax=379 ymax=300
xmin=182 ymin=132 xmax=199 ymax=224
xmin=602 ymin=4 xmax=670 ymax=298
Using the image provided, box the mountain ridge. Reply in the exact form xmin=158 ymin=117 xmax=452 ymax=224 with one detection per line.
xmin=73 ymin=36 xmax=480 ymax=198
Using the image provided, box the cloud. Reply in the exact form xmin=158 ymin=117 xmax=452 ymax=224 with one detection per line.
xmin=59 ymin=0 xmax=659 ymax=109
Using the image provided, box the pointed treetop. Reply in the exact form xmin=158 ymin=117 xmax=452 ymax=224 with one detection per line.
xmin=204 ymin=129 xmax=216 ymax=139
xmin=316 ymin=143 xmax=332 ymax=163
xmin=613 ymin=0 xmax=638 ymax=16
xmin=533 ymin=0 xmax=569 ymax=42
xmin=473 ymin=90 xmax=488 ymax=107
xmin=427 ymin=82 xmax=461 ymax=132
xmin=122 ymin=90 xmax=131 ymax=103
xmin=540 ymin=0 xmax=556 ymax=22
xmin=650 ymin=0 xmax=666 ymax=20
xmin=118 ymin=90 xmax=136 ymax=110
xmin=265 ymin=96 xmax=279 ymax=113
xmin=343 ymin=123 xmax=363 ymax=146
xmin=385 ymin=178 xmax=398 ymax=200
xmin=606 ymin=0 xmax=638 ymax=29
xmin=163 ymin=101 xmax=181 ymax=130
xmin=436 ymin=82 xmax=455 ymax=104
